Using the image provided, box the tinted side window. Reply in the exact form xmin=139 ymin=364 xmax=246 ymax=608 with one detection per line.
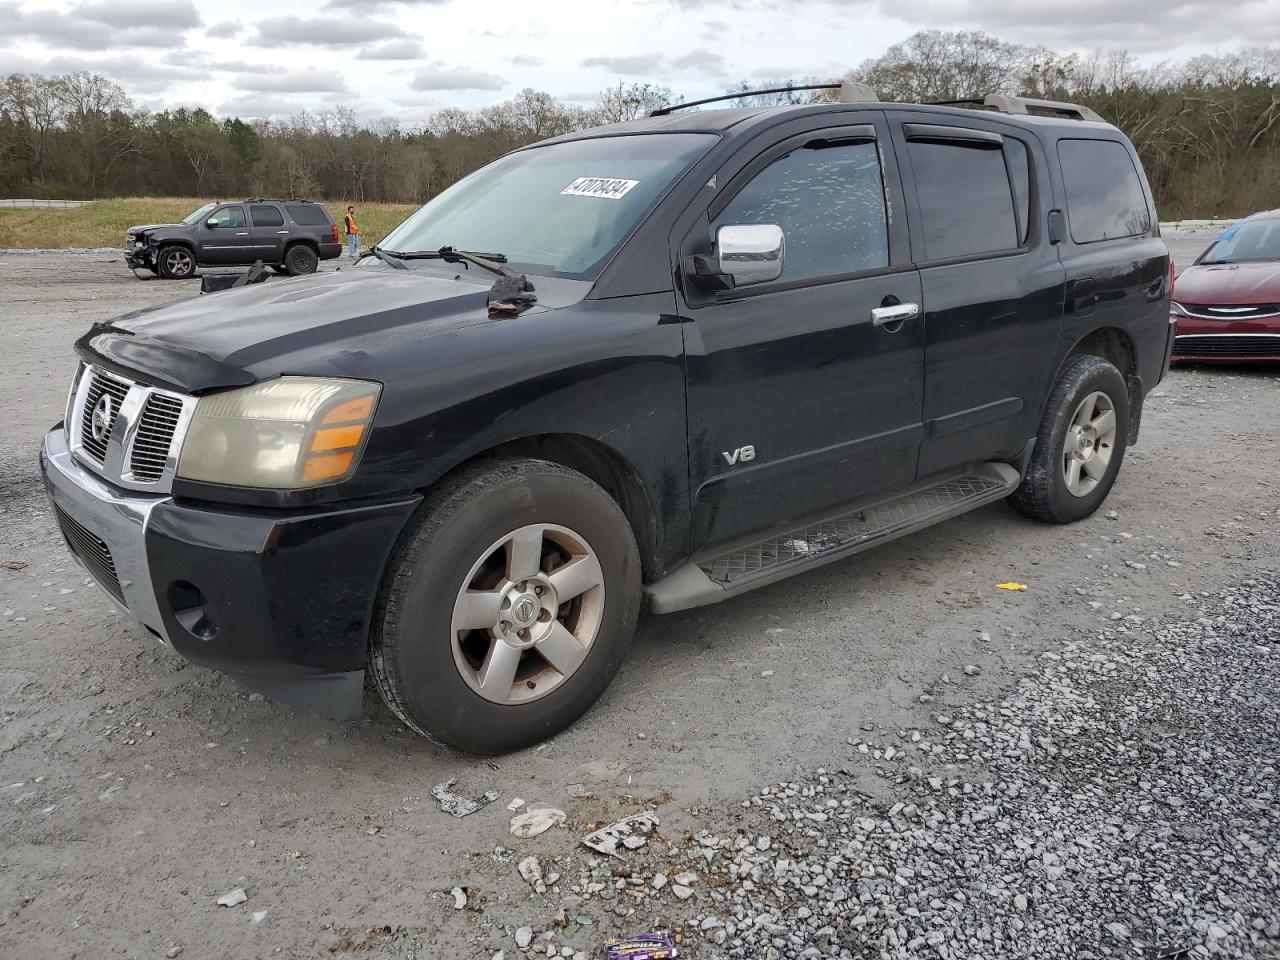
xmin=286 ymin=203 xmax=330 ymax=226
xmin=250 ymin=204 xmax=285 ymax=227
xmin=907 ymin=138 xmax=1017 ymax=260
xmin=208 ymin=205 xmax=246 ymax=228
xmin=1058 ymin=139 xmax=1151 ymax=243
xmin=713 ymin=141 xmax=888 ymax=284
xmin=1004 ymin=138 xmax=1031 ymax=245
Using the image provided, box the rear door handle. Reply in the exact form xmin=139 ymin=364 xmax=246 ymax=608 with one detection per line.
xmin=871 ymin=302 xmax=920 ymax=327
xmin=276 ymin=230 xmax=290 ymax=235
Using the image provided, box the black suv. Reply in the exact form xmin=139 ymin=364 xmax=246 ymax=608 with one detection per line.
xmin=124 ymin=199 xmax=343 ymax=279
xmin=43 ymin=85 xmax=1174 ymax=753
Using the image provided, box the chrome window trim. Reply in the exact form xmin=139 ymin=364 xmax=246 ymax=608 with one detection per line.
xmin=66 ymin=362 xmax=198 ymax=494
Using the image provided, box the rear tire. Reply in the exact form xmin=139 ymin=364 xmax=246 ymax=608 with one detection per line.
xmin=1008 ymin=354 xmax=1129 ymax=524
xmin=370 ymin=459 xmax=641 ymax=754
xmin=283 ymin=244 xmax=318 ymax=276
xmin=157 ymin=245 xmax=195 ymax=280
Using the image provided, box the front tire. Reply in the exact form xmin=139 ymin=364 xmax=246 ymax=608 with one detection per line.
xmin=371 ymin=459 xmax=641 ymax=754
xmin=157 ymin=245 xmax=195 ymax=280
xmin=283 ymin=244 xmax=318 ymax=276
xmin=1008 ymin=354 xmax=1129 ymax=524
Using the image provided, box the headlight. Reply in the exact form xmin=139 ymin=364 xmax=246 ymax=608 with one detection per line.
xmin=1169 ymin=301 xmax=1188 ymax=316
xmin=177 ymin=376 xmax=381 ymax=489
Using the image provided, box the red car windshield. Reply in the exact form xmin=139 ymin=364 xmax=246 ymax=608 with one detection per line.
xmin=1202 ymin=218 xmax=1280 ymax=264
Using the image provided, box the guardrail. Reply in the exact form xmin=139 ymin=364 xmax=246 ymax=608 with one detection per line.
xmin=0 ymin=199 xmax=91 ymax=208
xmin=1159 ymin=219 xmax=1237 ymax=231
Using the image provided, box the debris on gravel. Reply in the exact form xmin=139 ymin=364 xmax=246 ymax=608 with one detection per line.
xmin=432 ymin=777 xmax=499 ymax=818
xmin=215 ymin=888 xmax=247 ymax=908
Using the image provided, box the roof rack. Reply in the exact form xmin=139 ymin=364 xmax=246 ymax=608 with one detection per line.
xmin=650 ymin=80 xmax=878 ymax=117
xmin=927 ymin=95 xmax=1104 ymax=123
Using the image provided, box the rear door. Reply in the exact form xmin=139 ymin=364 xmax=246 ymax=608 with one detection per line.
xmin=249 ymin=203 xmax=289 ymax=262
xmin=889 ymin=113 xmax=1066 ymax=476
xmin=675 ymin=112 xmax=925 ymax=552
xmin=200 ymin=204 xmax=251 ymax=264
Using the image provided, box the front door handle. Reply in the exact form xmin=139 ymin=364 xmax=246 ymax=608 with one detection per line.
xmin=235 ymin=231 xmax=249 ymax=236
xmin=871 ymin=301 xmax=920 ymax=327
xmin=276 ymin=230 xmax=290 ymax=235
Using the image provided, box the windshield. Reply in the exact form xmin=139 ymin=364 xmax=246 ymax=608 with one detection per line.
xmin=1201 ymin=218 xmax=1280 ymax=264
xmin=183 ymin=202 xmax=217 ymax=225
xmin=379 ymin=133 xmax=717 ymax=279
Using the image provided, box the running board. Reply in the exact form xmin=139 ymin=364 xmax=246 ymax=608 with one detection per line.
xmin=645 ymin=462 xmax=1020 ymax=614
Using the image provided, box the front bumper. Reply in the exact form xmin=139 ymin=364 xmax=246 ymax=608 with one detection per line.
xmin=1172 ymin=314 xmax=1280 ymax=362
xmin=124 ymin=244 xmax=152 ymax=269
xmin=40 ymin=426 xmax=420 ymax=718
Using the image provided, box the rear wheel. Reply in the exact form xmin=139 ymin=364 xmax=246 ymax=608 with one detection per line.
xmin=157 ymin=245 xmax=195 ymax=280
xmin=283 ymin=244 xmax=318 ymax=276
xmin=1008 ymin=354 xmax=1129 ymax=523
xmin=370 ymin=459 xmax=641 ymax=754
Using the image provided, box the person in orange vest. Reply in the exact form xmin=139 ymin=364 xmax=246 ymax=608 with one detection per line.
xmin=343 ymin=206 xmax=359 ymax=259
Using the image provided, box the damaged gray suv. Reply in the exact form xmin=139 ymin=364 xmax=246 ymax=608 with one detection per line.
xmin=125 ymin=199 xmax=343 ymax=279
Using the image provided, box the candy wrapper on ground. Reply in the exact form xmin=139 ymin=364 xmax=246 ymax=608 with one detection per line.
xmin=604 ymin=932 xmax=677 ymax=959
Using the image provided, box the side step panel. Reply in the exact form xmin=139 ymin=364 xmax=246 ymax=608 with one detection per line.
xmin=645 ymin=462 xmax=1020 ymax=614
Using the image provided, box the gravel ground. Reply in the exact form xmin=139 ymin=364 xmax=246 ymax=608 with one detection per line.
xmin=1 ymin=243 xmax=1277 ymax=959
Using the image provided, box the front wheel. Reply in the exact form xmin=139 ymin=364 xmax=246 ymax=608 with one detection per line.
xmin=370 ymin=459 xmax=641 ymax=753
xmin=157 ymin=245 xmax=195 ymax=280
xmin=1008 ymin=354 xmax=1129 ymax=524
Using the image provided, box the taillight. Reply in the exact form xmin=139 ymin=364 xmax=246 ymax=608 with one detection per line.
xmin=1169 ymin=257 xmax=1176 ymax=294
xmin=329 ymin=224 xmax=339 ymax=243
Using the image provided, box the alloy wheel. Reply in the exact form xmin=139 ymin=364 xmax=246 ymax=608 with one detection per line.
xmin=1062 ymin=390 xmax=1117 ymax=497
xmin=450 ymin=523 xmax=604 ymax=705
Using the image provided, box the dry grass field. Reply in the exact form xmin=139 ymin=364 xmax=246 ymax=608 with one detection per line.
xmin=0 ymin=197 xmax=419 ymax=249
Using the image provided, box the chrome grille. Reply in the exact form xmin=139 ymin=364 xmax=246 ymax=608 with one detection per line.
xmin=77 ymin=369 xmax=130 ymax=462
xmin=1181 ymin=303 xmax=1280 ymax=320
xmin=1173 ymin=334 xmax=1280 ymax=358
xmin=128 ymin=393 xmax=183 ymax=482
xmin=67 ymin=362 xmax=196 ymax=492
xmin=54 ymin=505 xmax=124 ymax=604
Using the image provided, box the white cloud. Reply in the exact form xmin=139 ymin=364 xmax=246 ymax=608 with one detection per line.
xmin=411 ymin=63 xmax=506 ymax=91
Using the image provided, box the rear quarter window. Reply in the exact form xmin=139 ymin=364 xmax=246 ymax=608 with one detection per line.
xmin=286 ymin=204 xmax=331 ymax=226
xmin=1058 ymin=139 xmax=1151 ymax=243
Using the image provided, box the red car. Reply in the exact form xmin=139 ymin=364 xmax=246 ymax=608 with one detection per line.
xmin=1171 ymin=210 xmax=1280 ymax=362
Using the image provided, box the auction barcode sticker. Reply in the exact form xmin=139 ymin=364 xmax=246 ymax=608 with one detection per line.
xmin=561 ymin=177 xmax=640 ymax=200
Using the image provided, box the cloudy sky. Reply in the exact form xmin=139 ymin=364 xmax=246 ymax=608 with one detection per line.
xmin=2 ymin=0 xmax=1277 ymax=124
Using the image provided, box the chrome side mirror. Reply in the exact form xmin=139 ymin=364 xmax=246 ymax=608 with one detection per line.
xmin=716 ymin=223 xmax=784 ymax=286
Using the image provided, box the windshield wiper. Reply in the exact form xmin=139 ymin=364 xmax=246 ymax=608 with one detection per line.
xmin=356 ymin=245 xmax=408 ymax=270
xmin=392 ymin=246 xmax=510 ymax=274
xmin=392 ymin=246 xmax=538 ymax=315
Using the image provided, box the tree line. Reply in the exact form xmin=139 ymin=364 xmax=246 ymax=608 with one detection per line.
xmin=2 ymin=31 xmax=1279 ymax=219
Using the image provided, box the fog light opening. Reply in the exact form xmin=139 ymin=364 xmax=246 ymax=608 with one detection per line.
xmin=168 ymin=581 xmax=217 ymax=640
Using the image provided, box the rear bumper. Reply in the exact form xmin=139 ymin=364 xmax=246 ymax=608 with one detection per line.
xmin=318 ymin=243 xmax=343 ymax=261
xmin=40 ymin=426 xmax=420 ymax=717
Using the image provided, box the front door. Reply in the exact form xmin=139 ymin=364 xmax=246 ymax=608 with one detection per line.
xmin=201 ymin=204 xmax=251 ymax=264
xmin=677 ymin=113 xmax=926 ymax=552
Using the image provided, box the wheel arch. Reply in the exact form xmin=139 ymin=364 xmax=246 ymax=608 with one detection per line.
xmin=442 ymin=433 xmax=662 ymax=582
xmin=284 ymin=238 xmax=319 ymax=260
xmin=1063 ymin=326 xmax=1143 ymax=442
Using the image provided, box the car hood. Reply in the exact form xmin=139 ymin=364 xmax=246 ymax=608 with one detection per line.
xmin=1175 ymin=261 xmax=1280 ymax=305
xmin=78 ymin=265 xmax=589 ymax=394
xmin=128 ymin=223 xmax=183 ymax=234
